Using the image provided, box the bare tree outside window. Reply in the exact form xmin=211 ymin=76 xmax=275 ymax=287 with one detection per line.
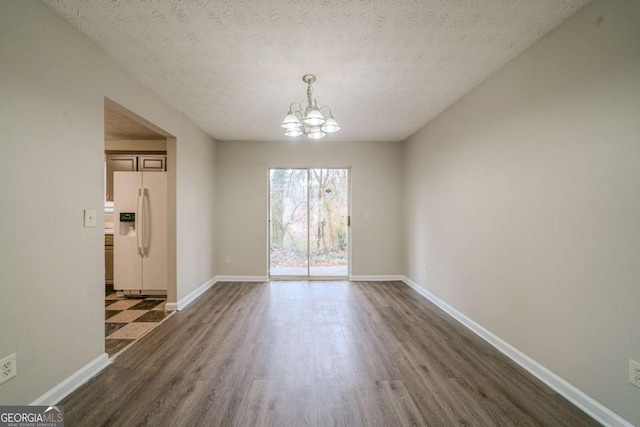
xmin=269 ymin=168 xmax=348 ymax=277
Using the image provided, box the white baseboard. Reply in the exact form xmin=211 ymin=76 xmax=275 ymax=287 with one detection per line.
xmin=167 ymin=276 xmax=269 ymax=312
xmin=169 ymin=276 xmax=218 ymax=312
xmin=31 ymin=353 xmax=110 ymax=406
xmin=165 ymin=302 xmax=178 ymax=311
xmin=401 ymin=276 xmax=632 ymax=427
xmin=216 ymin=276 xmax=268 ymax=282
xmin=350 ymin=275 xmax=404 ymax=281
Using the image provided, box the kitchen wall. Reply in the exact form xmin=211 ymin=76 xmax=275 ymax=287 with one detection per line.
xmin=402 ymin=0 xmax=640 ymax=423
xmin=215 ymin=140 xmax=403 ymax=277
xmin=0 ymin=1 xmax=217 ymax=404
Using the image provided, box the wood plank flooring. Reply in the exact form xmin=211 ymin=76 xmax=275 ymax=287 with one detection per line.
xmin=61 ymin=281 xmax=600 ymax=426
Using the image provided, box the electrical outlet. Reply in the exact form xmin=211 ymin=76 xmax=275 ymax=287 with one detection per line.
xmin=423 ymin=266 xmax=428 ymax=275
xmin=224 ymin=256 xmax=231 ymax=264
xmin=630 ymin=359 xmax=640 ymax=389
xmin=0 ymin=353 xmax=17 ymax=385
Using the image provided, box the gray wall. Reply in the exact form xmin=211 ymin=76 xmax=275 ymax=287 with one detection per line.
xmin=2 ymin=0 xmax=637 ymax=422
xmin=402 ymin=0 xmax=640 ymax=423
xmin=0 ymin=1 xmax=217 ymax=404
xmin=216 ymin=140 xmax=404 ymax=277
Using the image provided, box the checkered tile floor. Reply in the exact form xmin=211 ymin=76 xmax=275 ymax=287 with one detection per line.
xmin=105 ymin=292 xmax=173 ymax=357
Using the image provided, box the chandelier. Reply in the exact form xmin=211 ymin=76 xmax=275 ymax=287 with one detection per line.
xmin=281 ymin=74 xmax=340 ymax=139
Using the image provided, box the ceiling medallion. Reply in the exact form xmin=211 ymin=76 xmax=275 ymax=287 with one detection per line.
xmin=281 ymin=74 xmax=340 ymax=140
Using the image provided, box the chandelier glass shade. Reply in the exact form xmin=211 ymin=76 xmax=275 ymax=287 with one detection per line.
xmin=281 ymin=74 xmax=340 ymax=139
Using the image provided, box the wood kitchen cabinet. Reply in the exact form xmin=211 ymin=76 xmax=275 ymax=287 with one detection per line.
xmin=105 ymin=154 xmax=166 ymax=201
xmin=139 ymin=155 xmax=166 ymax=172
xmin=105 ymin=155 xmax=137 ymax=201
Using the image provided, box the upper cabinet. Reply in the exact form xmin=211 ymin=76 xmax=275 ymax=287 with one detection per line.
xmin=105 ymin=155 xmax=137 ymax=202
xmin=105 ymin=154 xmax=166 ymax=201
xmin=139 ymin=155 xmax=166 ymax=172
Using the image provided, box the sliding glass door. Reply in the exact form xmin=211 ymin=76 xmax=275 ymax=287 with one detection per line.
xmin=308 ymin=169 xmax=349 ymax=277
xmin=269 ymin=168 xmax=349 ymax=278
xmin=269 ymin=169 xmax=309 ymax=277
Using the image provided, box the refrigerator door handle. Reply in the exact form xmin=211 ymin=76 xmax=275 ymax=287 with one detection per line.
xmin=136 ymin=188 xmax=144 ymax=255
xmin=143 ymin=188 xmax=151 ymax=255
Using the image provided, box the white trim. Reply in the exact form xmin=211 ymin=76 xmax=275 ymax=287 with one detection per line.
xmin=269 ymin=276 xmax=349 ymax=281
xmin=401 ymin=276 xmax=632 ymax=427
xmin=171 ymin=276 xmax=218 ymax=311
xmin=350 ymin=275 xmax=404 ymax=282
xmin=31 ymin=353 xmax=110 ymax=405
xmin=170 ymin=275 xmax=403 ymax=313
xmin=216 ymin=275 xmax=268 ymax=283
xmin=168 ymin=276 xmax=270 ymax=312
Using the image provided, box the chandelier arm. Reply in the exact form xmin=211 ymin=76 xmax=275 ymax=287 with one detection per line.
xmin=292 ymin=110 xmax=308 ymax=134
xmin=289 ymin=101 xmax=303 ymax=113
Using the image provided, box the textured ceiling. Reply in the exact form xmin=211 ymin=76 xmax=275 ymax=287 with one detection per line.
xmin=43 ymin=0 xmax=589 ymax=142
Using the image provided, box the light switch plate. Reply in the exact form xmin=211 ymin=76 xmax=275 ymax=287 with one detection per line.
xmin=84 ymin=210 xmax=97 ymax=228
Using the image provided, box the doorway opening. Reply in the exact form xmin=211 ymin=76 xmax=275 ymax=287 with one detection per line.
xmin=103 ymin=98 xmax=177 ymax=358
xmin=269 ymin=168 xmax=350 ymax=279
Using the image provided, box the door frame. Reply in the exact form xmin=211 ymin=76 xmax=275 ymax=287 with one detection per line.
xmin=267 ymin=167 xmax=351 ymax=280
xmin=104 ymin=98 xmax=177 ymax=304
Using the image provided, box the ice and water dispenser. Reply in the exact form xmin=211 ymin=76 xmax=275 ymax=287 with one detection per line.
xmin=119 ymin=212 xmax=136 ymax=236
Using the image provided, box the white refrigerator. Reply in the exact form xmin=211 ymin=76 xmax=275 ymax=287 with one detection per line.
xmin=113 ymin=171 xmax=167 ymax=294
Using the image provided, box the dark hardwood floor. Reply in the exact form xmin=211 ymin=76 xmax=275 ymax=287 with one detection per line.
xmin=61 ymin=281 xmax=600 ymax=426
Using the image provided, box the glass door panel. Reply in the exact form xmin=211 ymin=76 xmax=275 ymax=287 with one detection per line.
xmin=309 ymin=169 xmax=349 ymax=277
xmin=269 ymin=169 xmax=308 ymax=277
xmin=269 ymin=168 xmax=349 ymax=278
